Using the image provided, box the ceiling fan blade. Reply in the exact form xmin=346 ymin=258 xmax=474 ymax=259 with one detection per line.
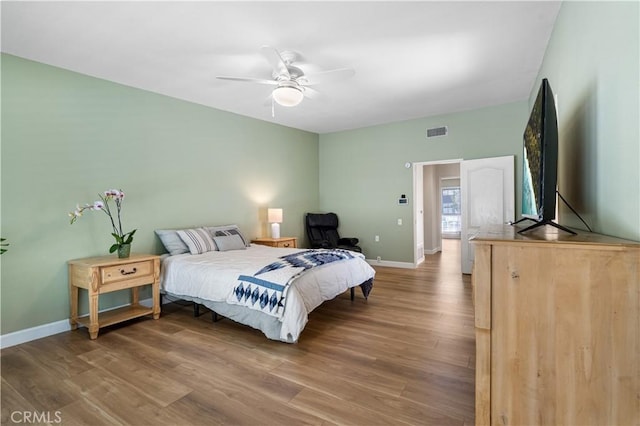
xmin=303 ymin=68 xmax=355 ymax=86
xmin=302 ymin=86 xmax=321 ymax=100
xmin=216 ymin=76 xmax=279 ymax=85
xmin=260 ymin=45 xmax=291 ymax=79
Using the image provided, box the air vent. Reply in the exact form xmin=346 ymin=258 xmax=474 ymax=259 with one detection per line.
xmin=426 ymin=126 xmax=448 ymax=138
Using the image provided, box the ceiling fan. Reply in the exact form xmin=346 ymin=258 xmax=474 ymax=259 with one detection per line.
xmin=216 ymin=46 xmax=355 ymax=107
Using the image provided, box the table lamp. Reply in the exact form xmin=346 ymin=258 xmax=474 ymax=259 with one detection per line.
xmin=267 ymin=208 xmax=283 ymax=239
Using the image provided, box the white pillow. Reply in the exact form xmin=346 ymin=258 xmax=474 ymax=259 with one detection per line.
xmin=213 ymin=234 xmax=247 ymax=252
xmin=177 ymin=228 xmax=217 ymax=255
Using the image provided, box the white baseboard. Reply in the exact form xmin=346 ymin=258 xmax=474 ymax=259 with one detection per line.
xmin=424 ymin=247 xmax=442 ymax=255
xmin=0 ymin=319 xmax=72 ymax=350
xmin=366 ymin=259 xmax=416 ymax=269
xmin=0 ymin=298 xmax=154 ymax=350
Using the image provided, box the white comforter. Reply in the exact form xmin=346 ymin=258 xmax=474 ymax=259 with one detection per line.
xmin=160 ymin=244 xmax=375 ymax=341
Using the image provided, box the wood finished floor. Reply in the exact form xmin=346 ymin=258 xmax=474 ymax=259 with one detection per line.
xmin=1 ymin=240 xmax=475 ymax=425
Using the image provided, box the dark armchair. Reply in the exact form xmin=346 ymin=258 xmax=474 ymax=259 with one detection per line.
xmin=305 ymin=212 xmax=362 ymax=253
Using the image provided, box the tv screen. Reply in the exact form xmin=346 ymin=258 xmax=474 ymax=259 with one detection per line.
xmin=521 ymin=78 xmax=558 ymax=222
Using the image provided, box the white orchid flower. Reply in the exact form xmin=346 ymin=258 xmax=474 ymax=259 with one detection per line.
xmin=69 ymin=188 xmax=135 ymax=255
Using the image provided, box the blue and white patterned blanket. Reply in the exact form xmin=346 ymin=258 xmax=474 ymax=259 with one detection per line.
xmin=228 ymin=249 xmax=355 ymax=318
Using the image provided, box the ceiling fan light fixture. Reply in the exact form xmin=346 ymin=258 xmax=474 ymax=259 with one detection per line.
xmin=272 ymin=86 xmax=304 ymax=107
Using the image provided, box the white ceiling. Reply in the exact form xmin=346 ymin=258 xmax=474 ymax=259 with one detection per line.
xmin=1 ymin=1 xmax=561 ymax=134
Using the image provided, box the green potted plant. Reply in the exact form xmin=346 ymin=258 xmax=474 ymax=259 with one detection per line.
xmin=0 ymin=238 xmax=8 ymax=254
xmin=69 ymin=189 xmax=136 ymax=258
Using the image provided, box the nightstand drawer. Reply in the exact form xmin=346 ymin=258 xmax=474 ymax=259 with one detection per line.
xmin=252 ymin=237 xmax=297 ymax=248
xmin=276 ymin=240 xmax=295 ymax=248
xmin=101 ymin=260 xmax=153 ymax=284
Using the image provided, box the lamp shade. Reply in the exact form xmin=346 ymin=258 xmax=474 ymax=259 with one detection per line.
xmin=267 ymin=208 xmax=283 ymax=223
xmin=272 ymin=86 xmax=303 ymax=107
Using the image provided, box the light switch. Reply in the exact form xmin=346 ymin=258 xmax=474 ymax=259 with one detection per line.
xmin=397 ymin=218 xmax=402 ymax=226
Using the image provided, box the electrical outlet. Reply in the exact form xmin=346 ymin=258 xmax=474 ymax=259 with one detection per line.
xmin=376 ymin=256 xmax=381 ymax=262
xmin=375 ymin=235 xmax=380 ymax=242
xmin=397 ymin=218 xmax=402 ymax=226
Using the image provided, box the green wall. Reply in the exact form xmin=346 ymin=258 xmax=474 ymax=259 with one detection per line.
xmin=530 ymin=1 xmax=639 ymax=241
xmin=319 ymin=101 xmax=528 ymax=263
xmin=0 ymin=54 xmax=319 ymax=335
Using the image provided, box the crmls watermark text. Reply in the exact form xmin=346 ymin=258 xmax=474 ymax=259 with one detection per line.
xmin=10 ymin=411 xmax=62 ymax=424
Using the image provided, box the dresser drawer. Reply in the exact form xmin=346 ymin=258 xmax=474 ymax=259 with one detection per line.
xmin=101 ymin=260 xmax=153 ymax=284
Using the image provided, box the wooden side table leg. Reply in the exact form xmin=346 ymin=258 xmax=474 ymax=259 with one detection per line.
xmin=152 ymin=283 xmax=161 ymax=319
xmin=131 ymin=286 xmax=140 ymax=305
xmin=152 ymin=258 xmax=161 ymax=319
xmin=88 ymin=285 xmax=99 ymax=340
xmin=68 ymin=266 xmax=78 ymax=330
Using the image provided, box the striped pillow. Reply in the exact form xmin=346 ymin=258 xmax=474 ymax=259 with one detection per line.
xmin=176 ymin=228 xmax=216 ymax=255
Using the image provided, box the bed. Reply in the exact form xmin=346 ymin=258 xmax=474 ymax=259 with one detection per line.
xmin=157 ymin=225 xmax=375 ymax=343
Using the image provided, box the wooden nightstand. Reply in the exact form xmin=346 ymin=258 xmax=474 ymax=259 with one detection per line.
xmin=252 ymin=237 xmax=297 ymax=248
xmin=68 ymin=253 xmax=161 ymax=339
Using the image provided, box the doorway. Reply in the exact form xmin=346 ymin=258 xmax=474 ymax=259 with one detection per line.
xmin=413 ymin=160 xmax=462 ymax=265
xmin=413 ymin=156 xmax=515 ymax=273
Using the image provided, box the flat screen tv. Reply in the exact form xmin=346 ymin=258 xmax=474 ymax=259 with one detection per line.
xmin=517 ymin=78 xmax=574 ymax=234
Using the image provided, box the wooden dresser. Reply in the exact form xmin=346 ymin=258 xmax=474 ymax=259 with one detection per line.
xmin=471 ymin=225 xmax=639 ymax=425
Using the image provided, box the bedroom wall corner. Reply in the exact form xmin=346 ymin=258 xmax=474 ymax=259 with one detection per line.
xmin=318 ymin=101 xmax=528 ymax=263
xmin=529 ymin=1 xmax=640 ymax=241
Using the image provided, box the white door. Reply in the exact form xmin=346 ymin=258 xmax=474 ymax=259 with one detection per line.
xmin=460 ymin=156 xmax=514 ymax=274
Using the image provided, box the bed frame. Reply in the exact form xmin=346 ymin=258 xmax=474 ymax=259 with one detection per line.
xmin=161 ymin=278 xmax=374 ymax=325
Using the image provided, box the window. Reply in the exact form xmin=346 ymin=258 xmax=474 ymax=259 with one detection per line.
xmin=442 ymin=187 xmax=461 ymax=234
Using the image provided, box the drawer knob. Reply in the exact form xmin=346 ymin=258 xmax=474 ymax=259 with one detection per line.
xmin=120 ymin=267 xmax=137 ymax=276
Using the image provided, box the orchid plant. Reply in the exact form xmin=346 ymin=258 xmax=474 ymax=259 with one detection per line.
xmin=69 ymin=189 xmax=136 ymax=254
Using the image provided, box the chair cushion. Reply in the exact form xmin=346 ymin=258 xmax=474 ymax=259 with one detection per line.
xmin=339 ymin=237 xmax=359 ymax=246
xmin=306 ymin=212 xmax=339 ymax=228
